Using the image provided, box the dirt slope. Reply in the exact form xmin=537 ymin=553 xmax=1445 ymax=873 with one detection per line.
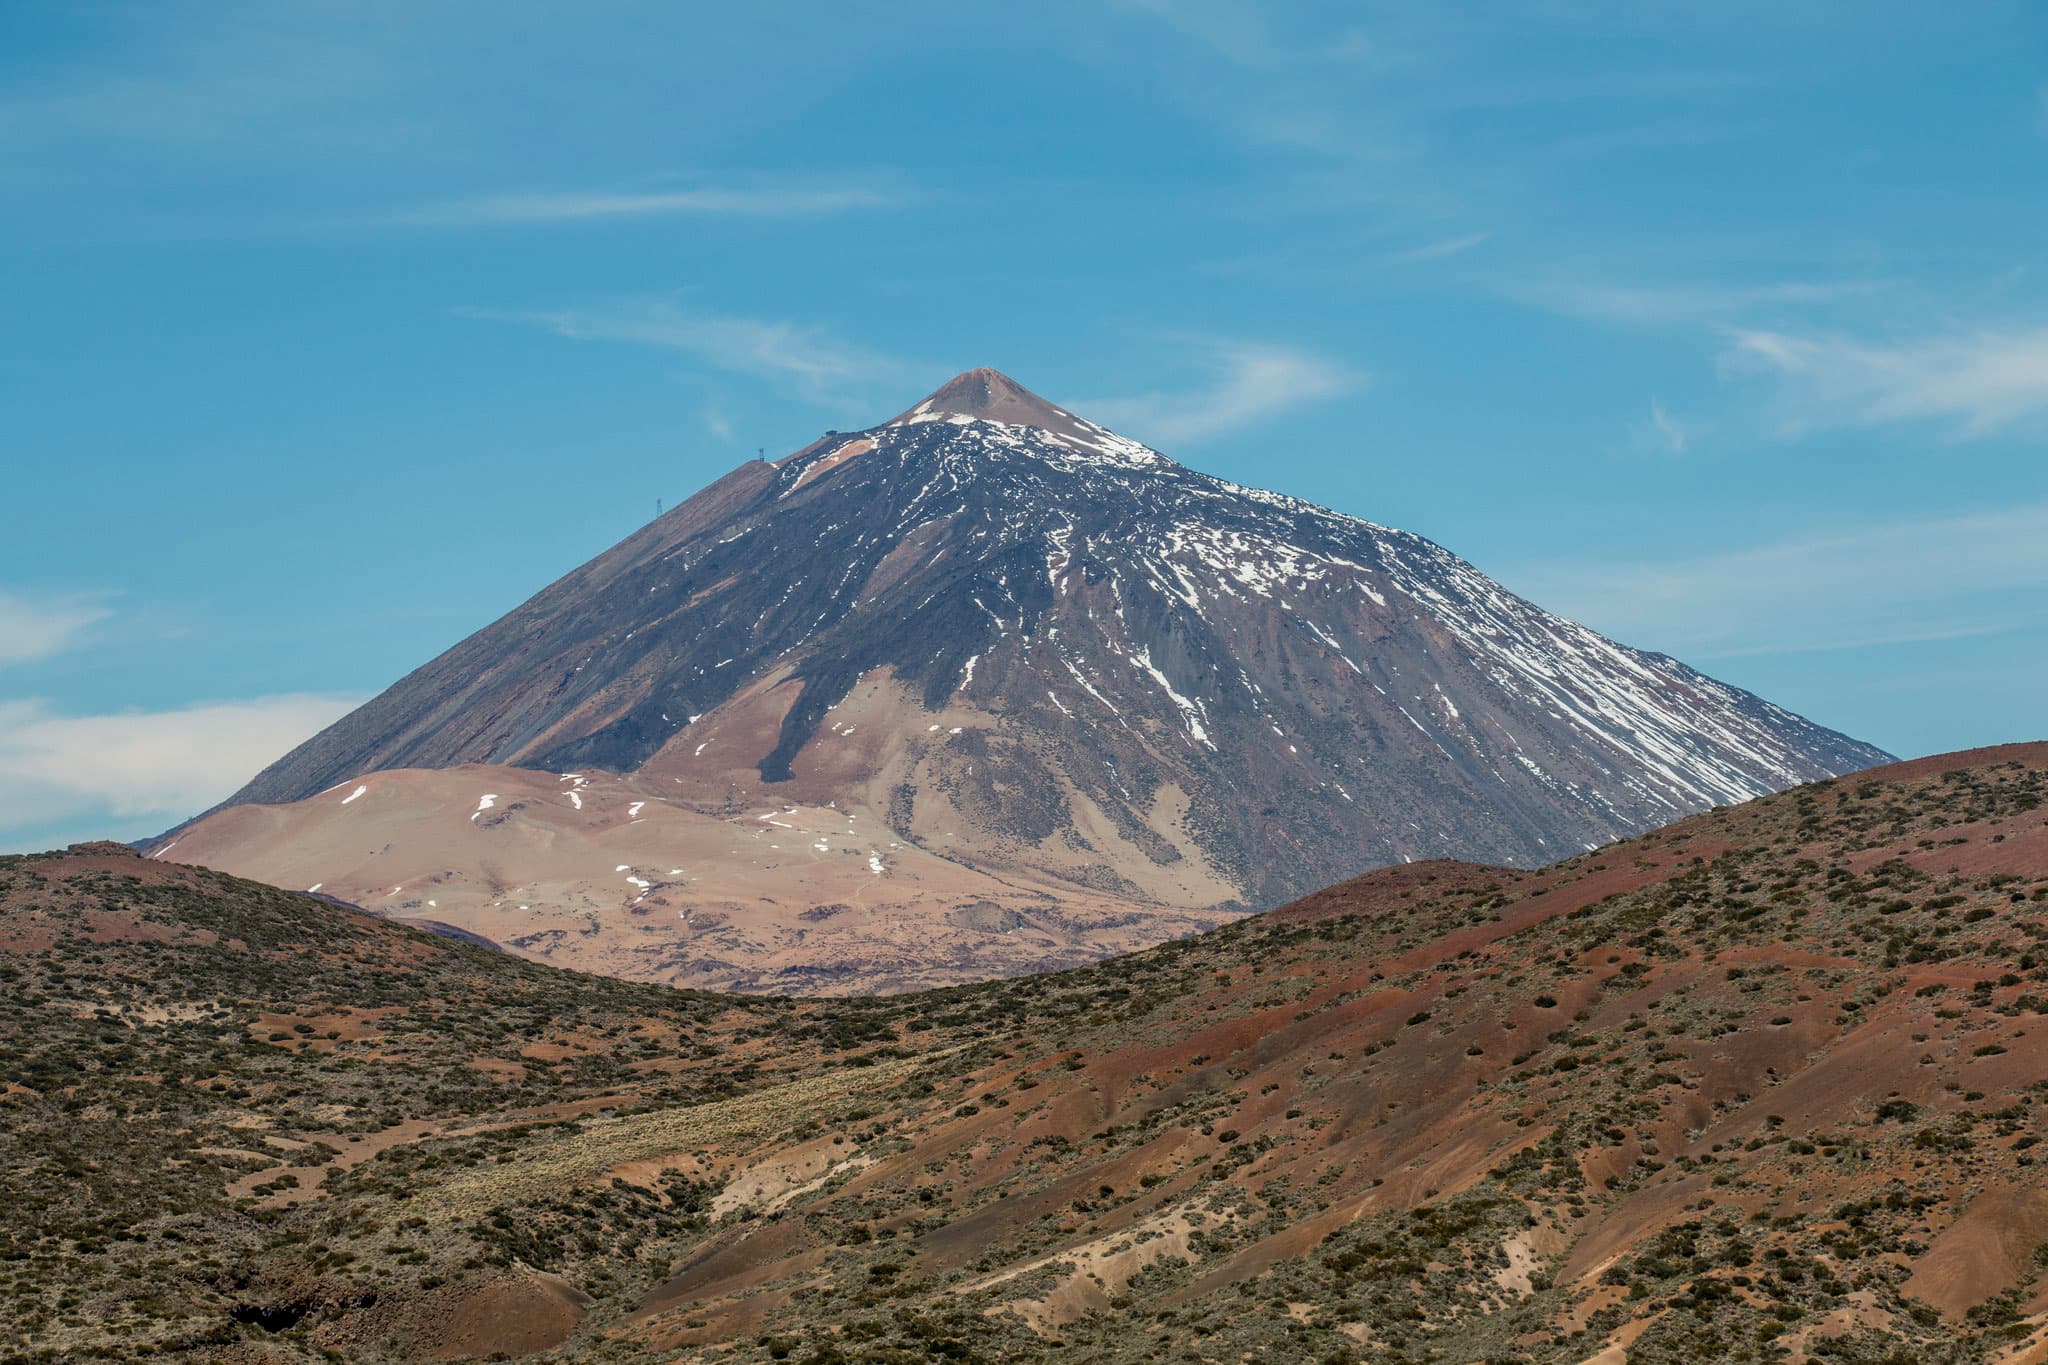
xmin=8 ymin=744 xmax=2047 ymax=1363
xmin=157 ymin=745 xmax=1238 ymax=994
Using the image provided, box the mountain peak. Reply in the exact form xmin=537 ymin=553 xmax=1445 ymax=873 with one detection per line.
xmin=882 ymin=367 xmax=1161 ymax=466
xmin=890 ymin=368 xmax=1063 ymax=426
xmin=196 ymin=362 xmax=1890 ymax=993
xmin=888 ymin=365 xmax=1124 ymax=443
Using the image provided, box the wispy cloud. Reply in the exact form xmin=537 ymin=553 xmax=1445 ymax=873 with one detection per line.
xmin=465 ymin=301 xmax=921 ymax=410
xmin=0 ymin=693 xmax=360 ymax=849
xmin=1513 ymin=501 xmax=2048 ymax=661
xmin=702 ymin=402 xmax=735 ymax=442
xmin=0 ymin=5 xmax=922 ymax=243
xmin=1644 ymin=399 xmax=1688 ymax=455
xmin=392 ymin=184 xmax=897 ymax=228
xmin=0 ymin=589 xmax=112 ymax=666
xmin=1114 ymin=0 xmax=1298 ymax=66
xmin=1512 ymin=277 xmax=1879 ymax=328
xmin=1385 ymin=231 xmax=1492 ymax=264
xmin=1722 ymin=325 xmax=2048 ymax=438
xmin=1085 ymin=341 xmax=1361 ymax=446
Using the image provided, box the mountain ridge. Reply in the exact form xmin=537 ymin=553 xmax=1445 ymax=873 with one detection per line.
xmin=164 ymin=371 xmax=1893 ymax=990
xmin=219 ymin=368 xmax=1888 ymax=842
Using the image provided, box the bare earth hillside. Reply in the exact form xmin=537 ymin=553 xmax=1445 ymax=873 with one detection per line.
xmin=7 ymin=744 xmax=2048 ymax=1362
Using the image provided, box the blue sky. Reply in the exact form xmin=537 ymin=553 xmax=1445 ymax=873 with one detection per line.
xmin=2 ymin=1 xmax=2045 ymax=851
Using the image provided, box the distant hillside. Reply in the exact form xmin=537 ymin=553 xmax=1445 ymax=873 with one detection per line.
xmin=8 ymin=744 xmax=2048 ymax=1362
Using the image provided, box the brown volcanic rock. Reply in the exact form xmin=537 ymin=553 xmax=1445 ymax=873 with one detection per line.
xmin=589 ymin=745 xmax=2048 ymax=1361
xmin=0 ymin=840 xmax=849 ymax=1359
xmin=7 ymin=746 xmax=2048 ymax=1361
xmin=1264 ymin=855 xmax=1523 ymax=924
xmin=163 ymin=370 xmax=1888 ymax=992
xmin=884 ymin=364 xmax=1108 ymax=443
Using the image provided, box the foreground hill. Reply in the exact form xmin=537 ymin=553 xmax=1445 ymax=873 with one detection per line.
xmin=9 ymin=744 xmax=2046 ymax=1363
xmin=158 ymin=369 xmax=1887 ymax=993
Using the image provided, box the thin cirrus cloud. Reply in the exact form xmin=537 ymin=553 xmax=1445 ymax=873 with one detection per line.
xmin=0 ymin=693 xmax=360 ymax=851
xmin=1721 ymin=325 xmax=2048 ymax=438
xmin=0 ymin=589 xmax=113 ymax=666
xmin=1512 ymin=500 xmax=2048 ymax=662
xmin=1084 ymin=342 xmax=1362 ymax=446
xmin=1384 ymin=231 xmax=1493 ymax=265
xmin=392 ymin=184 xmax=899 ymax=228
xmin=463 ymin=301 xmax=921 ymax=410
xmin=1511 ymin=277 xmax=1881 ymax=328
xmin=1643 ymin=399 xmax=1688 ymax=456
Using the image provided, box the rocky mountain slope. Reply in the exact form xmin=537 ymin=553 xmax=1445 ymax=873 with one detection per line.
xmin=155 ymin=762 xmax=1237 ymax=994
xmin=12 ymin=744 xmax=2048 ymax=1362
xmin=160 ymin=369 xmax=1890 ymax=991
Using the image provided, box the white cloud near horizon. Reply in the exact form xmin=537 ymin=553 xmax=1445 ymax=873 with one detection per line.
xmin=1721 ymin=325 xmax=2048 ymax=438
xmin=1511 ymin=501 xmax=2048 ymax=662
xmin=0 ymin=589 xmax=113 ymax=666
xmin=1085 ymin=341 xmax=1361 ymax=446
xmin=0 ymin=694 xmax=360 ymax=849
xmin=393 ymin=185 xmax=898 ymax=228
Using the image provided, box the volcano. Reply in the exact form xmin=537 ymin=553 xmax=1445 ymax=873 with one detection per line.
xmin=158 ymin=369 xmax=1891 ymax=991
